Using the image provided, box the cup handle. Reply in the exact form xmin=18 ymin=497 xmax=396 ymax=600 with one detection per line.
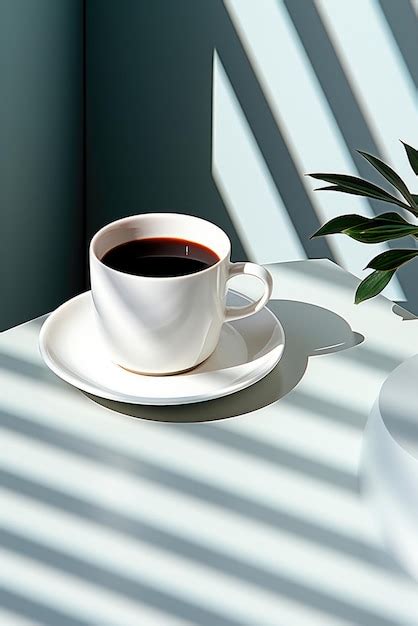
xmin=225 ymin=262 xmax=273 ymax=322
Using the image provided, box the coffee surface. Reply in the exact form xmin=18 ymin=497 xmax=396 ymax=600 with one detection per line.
xmin=101 ymin=237 xmax=220 ymax=277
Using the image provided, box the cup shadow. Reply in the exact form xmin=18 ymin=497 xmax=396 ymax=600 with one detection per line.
xmin=85 ymin=299 xmax=363 ymax=423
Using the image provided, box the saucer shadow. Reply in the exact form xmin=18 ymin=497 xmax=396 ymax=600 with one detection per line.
xmin=84 ymin=299 xmax=363 ymax=423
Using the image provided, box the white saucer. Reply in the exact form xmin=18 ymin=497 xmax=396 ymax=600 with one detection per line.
xmin=39 ymin=290 xmax=285 ymax=405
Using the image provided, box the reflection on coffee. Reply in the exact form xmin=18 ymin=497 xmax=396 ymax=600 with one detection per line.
xmin=101 ymin=237 xmax=220 ymax=277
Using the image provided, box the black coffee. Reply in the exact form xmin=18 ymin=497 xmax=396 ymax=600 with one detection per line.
xmin=101 ymin=237 xmax=220 ymax=277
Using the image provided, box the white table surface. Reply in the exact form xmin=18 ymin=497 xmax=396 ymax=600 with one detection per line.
xmin=1 ymin=259 xmax=418 ymax=626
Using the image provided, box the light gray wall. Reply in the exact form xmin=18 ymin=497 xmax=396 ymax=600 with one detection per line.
xmin=0 ymin=0 xmax=84 ymax=331
xmin=86 ymin=0 xmax=418 ymax=310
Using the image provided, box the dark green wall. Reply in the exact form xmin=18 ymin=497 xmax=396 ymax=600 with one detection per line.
xmin=86 ymin=0 xmax=246 ymax=262
xmin=0 ymin=0 xmax=84 ymax=331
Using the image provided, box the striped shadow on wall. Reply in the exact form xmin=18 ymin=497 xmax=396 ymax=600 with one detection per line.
xmin=212 ymin=0 xmax=417 ymax=306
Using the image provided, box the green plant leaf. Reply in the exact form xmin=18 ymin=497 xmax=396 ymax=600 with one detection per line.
xmin=357 ymin=150 xmax=416 ymax=207
xmin=355 ymin=270 xmax=395 ymax=304
xmin=366 ymin=249 xmax=418 ymax=271
xmin=345 ymin=223 xmax=418 ymax=243
xmin=374 ymin=211 xmax=410 ymax=223
xmin=341 ymin=212 xmax=417 ymax=244
xmin=412 ymin=194 xmax=418 ymax=206
xmin=311 ymin=212 xmax=413 ymax=240
xmin=402 ymin=142 xmax=418 ymax=176
xmin=311 ymin=214 xmax=369 ymax=238
xmin=309 ymin=173 xmax=395 ymax=200
xmin=309 ymin=174 xmax=412 ymax=211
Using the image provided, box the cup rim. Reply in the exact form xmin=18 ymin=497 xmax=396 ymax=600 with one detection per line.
xmin=90 ymin=212 xmax=231 ymax=280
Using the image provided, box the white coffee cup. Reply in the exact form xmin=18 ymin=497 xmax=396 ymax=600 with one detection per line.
xmin=89 ymin=213 xmax=273 ymax=375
